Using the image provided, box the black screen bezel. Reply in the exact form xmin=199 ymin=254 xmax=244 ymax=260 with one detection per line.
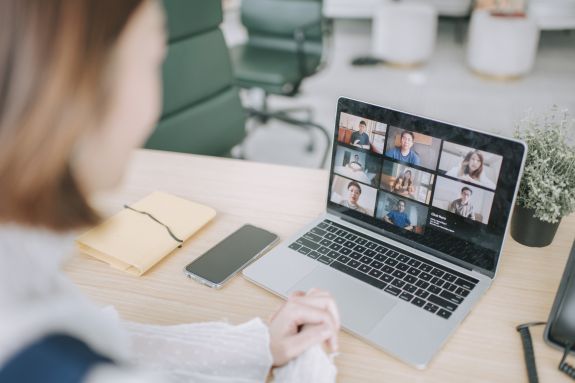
xmin=327 ymin=97 xmax=526 ymax=277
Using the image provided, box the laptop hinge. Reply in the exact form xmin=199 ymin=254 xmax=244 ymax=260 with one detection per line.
xmin=338 ymin=215 xmax=482 ymax=274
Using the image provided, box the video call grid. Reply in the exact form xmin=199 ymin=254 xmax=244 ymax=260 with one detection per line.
xmin=332 ymin=112 xmax=502 ymax=233
xmin=328 ymin=101 xmax=523 ymax=272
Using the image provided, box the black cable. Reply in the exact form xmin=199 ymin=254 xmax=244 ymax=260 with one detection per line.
xmin=516 ymin=322 xmax=546 ymax=383
xmin=559 ymin=342 xmax=575 ymax=379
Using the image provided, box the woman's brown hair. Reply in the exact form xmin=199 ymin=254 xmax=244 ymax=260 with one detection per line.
xmin=462 ymin=150 xmax=484 ymax=180
xmin=0 ymin=0 xmax=145 ymax=231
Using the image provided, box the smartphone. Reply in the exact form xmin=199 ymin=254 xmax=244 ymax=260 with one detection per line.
xmin=183 ymin=224 xmax=279 ymax=289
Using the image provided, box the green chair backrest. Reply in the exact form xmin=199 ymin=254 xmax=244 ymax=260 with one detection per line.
xmin=241 ymin=0 xmax=323 ymax=56
xmin=145 ymin=0 xmax=246 ymax=156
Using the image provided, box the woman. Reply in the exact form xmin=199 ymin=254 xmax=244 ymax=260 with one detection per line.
xmin=393 ymin=170 xmax=415 ymax=197
xmin=0 ymin=1 xmax=339 ymax=382
xmin=340 ymin=181 xmax=368 ymax=214
xmin=446 ymin=150 xmax=496 ymax=189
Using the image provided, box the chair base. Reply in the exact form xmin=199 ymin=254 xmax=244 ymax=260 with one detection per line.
xmin=250 ymin=90 xmax=317 ymax=151
xmin=241 ymin=106 xmax=331 ymax=168
xmin=250 ymin=107 xmax=320 ymax=153
xmin=252 ymin=104 xmax=314 ymax=128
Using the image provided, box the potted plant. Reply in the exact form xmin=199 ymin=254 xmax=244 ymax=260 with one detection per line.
xmin=510 ymin=106 xmax=575 ymax=247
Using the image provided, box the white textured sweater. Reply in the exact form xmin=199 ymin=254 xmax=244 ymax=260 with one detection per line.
xmin=0 ymin=225 xmax=336 ymax=382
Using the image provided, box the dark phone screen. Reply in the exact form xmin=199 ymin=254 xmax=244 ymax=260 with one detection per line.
xmin=185 ymin=224 xmax=278 ymax=285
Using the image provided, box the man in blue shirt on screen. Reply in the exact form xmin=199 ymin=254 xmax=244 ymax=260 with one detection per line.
xmin=385 ymin=130 xmax=420 ymax=166
xmin=384 ymin=200 xmax=413 ymax=231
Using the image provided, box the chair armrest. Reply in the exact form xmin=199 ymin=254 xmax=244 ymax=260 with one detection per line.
xmin=293 ymin=18 xmax=331 ymax=78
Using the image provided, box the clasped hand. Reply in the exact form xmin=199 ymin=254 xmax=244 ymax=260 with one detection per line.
xmin=268 ymin=288 xmax=340 ymax=367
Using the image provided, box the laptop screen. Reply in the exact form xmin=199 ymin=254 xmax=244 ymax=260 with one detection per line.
xmin=327 ymin=98 xmax=526 ymax=275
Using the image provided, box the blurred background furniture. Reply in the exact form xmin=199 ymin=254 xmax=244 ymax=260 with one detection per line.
xmin=529 ymin=0 xmax=575 ymax=31
xmin=467 ymin=9 xmax=540 ymax=78
xmin=146 ymin=0 xmax=330 ymax=166
xmin=371 ymin=0 xmax=438 ymax=65
xmin=325 ymin=0 xmax=472 ymax=42
xmin=228 ymin=0 xmax=331 ymax=162
xmin=229 ymin=0 xmax=330 ymax=136
xmin=145 ymin=0 xmax=246 ymax=156
xmin=230 ymin=0 xmax=326 ymax=99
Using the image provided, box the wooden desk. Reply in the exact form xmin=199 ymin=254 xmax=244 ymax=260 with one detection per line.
xmin=65 ymin=149 xmax=575 ymax=382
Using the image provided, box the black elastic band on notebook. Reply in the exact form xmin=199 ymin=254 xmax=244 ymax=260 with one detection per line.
xmin=124 ymin=204 xmax=184 ymax=247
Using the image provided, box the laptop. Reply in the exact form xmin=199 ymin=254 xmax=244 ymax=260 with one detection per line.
xmin=243 ymin=97 xmax=526 ymax=368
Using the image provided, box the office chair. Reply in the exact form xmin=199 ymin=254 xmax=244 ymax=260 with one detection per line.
xmin=229 ymin=0 xmax=331 ymax=158
xmin=145 ymin=0 xmax=245 ymax=156
xmin=145 ymin=1 xmax=330 ymax=167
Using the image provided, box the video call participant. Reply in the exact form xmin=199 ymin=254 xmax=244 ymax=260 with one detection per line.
xmin=347 ymin=154 xmax=364 ymax=171
xmin=393 ymin=170 xmax=415 ymax=197
xmin=446 ymin=150 xmax=496 ymax=189
xmin=341 ymin=181 xmax=368 ymax=214
xmin=350 ymin=120 xmax=370 ymax=150
xmin=384 ymin=200 xmax=413 ymax=231
xmin=385 ymin=130 xmax=420 ymax=166
xmin=448 ymin=187 xmax=476 ymax=220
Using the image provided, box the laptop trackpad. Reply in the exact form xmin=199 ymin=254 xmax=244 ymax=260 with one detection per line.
xmin=289 ymin=267 xmax=397 ymax=334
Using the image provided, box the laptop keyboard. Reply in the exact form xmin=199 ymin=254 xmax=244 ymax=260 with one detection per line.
xmin=288 ymin=220 xmax=478 ymax=320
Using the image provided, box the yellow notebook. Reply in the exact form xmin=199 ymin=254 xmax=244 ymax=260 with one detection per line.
xmin=77 ymin=191 xmax=216 ymax=276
